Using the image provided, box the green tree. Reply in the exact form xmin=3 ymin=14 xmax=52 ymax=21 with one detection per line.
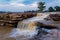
xmin=55 ymin=6 xmax=60 ymax=11
xmin=48 ymin=7 xmax=55 ymax=12
xmin=38 ymin=2 xmax=46 ymax=12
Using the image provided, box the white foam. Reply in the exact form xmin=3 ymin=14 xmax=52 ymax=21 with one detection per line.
xmin=8 ymin=28 xmax=38 ymax=38
xmin=9 ymin=13 xmax=50 ymax=38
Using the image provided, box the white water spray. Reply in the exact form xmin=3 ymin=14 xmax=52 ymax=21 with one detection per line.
xmin=8 ymin=13 xmax=50 ymax=39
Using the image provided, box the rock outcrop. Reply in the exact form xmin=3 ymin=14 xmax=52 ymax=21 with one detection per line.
xmin=47 ymin=14 xmax=60 ymax=21
xmin=37 ymin=14 xmax=60 ymax=29
xmin=0 ymin=13 xmax=37 ymax=27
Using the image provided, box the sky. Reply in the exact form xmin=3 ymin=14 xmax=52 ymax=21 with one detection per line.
xmin=0 ymin=0 xmax=60 ymax=12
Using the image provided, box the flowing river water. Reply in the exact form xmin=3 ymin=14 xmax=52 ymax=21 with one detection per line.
xmin=0 ymin=13 xmax=53 ymax=40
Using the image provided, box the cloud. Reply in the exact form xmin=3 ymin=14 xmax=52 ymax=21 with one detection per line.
xmin=0 ymin=1 xmax=38 ymax=12
xmin=0 ymin=0 xmax=60 ymax=12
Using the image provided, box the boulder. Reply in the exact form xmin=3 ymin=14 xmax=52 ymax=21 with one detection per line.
xmin=38 ymin=14 xmax=60 ymax=29
xmin=49 ymin=14 xmax=60 ymax=21
xmin=37 ymin=22 xmax=58 ymax=29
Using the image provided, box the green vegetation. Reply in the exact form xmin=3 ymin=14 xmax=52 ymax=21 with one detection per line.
xmin=48 ymin=6 xmax=60 ymax=12
xmin=48 ymin=7 xmax=55 ymax=12
xmin=55 ymin=6 xmax=60 ymax=11
xmin=38 ymin=2 xmax=60 ymax=12
xmin=38 ymin=2 xmax=46 ymax=12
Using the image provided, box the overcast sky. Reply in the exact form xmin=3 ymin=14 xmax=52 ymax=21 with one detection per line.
xmin=0 ymin=0 xmax=60 ymax=12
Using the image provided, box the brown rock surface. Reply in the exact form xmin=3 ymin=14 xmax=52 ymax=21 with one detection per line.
xmin=48 ymin=14 xmax=60 ymax=21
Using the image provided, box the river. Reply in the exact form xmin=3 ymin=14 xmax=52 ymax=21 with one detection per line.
xmin=0 ymin=13 xmax=56 ymax=40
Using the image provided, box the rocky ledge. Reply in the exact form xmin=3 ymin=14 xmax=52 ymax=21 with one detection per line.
xmin=37 ymin=14 xmax=60 ymax=29
xmin=0 ymin=13 xmax=37 ymax=27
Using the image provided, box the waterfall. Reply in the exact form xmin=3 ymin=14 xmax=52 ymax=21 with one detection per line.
xmin=17 ymin=20 xmax=38 ymax=38
xmin=8 ymin=13 xmax=50 ymax=39
xmin=16 ymin=13 xmax=50 ymax=37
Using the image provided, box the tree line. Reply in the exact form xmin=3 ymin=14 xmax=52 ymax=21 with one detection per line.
xmin=38 ymin=2 xmax=60 ymax=12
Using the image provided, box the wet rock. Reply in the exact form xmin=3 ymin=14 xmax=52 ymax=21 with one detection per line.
xmin=41 ymin=29 xmax=60 ymax=40
xmin=49 ymin=14 xmax=60 ymax=21
xmin=37 ymin=22 xmax=57 ymax=29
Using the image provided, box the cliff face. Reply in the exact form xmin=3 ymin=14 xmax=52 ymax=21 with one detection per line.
xmin=0 ymin=13 xmax=37 ymax=27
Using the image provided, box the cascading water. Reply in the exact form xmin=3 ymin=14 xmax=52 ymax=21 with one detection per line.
xmin=17 ymin=21 xmax=38 ymax=38
xmin=8 ymin=13 xmax=50 ymax=40
xmin=17 ymin=13 xmax=50 ymax=37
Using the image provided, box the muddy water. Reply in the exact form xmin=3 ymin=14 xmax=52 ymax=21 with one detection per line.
xmin=0 ymin=26 xmax=16 ymax=40
xmin=0 ymin=26 xmax=37 ymax=40
xmin=0 ymin=13 xmax=51 ymax=40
